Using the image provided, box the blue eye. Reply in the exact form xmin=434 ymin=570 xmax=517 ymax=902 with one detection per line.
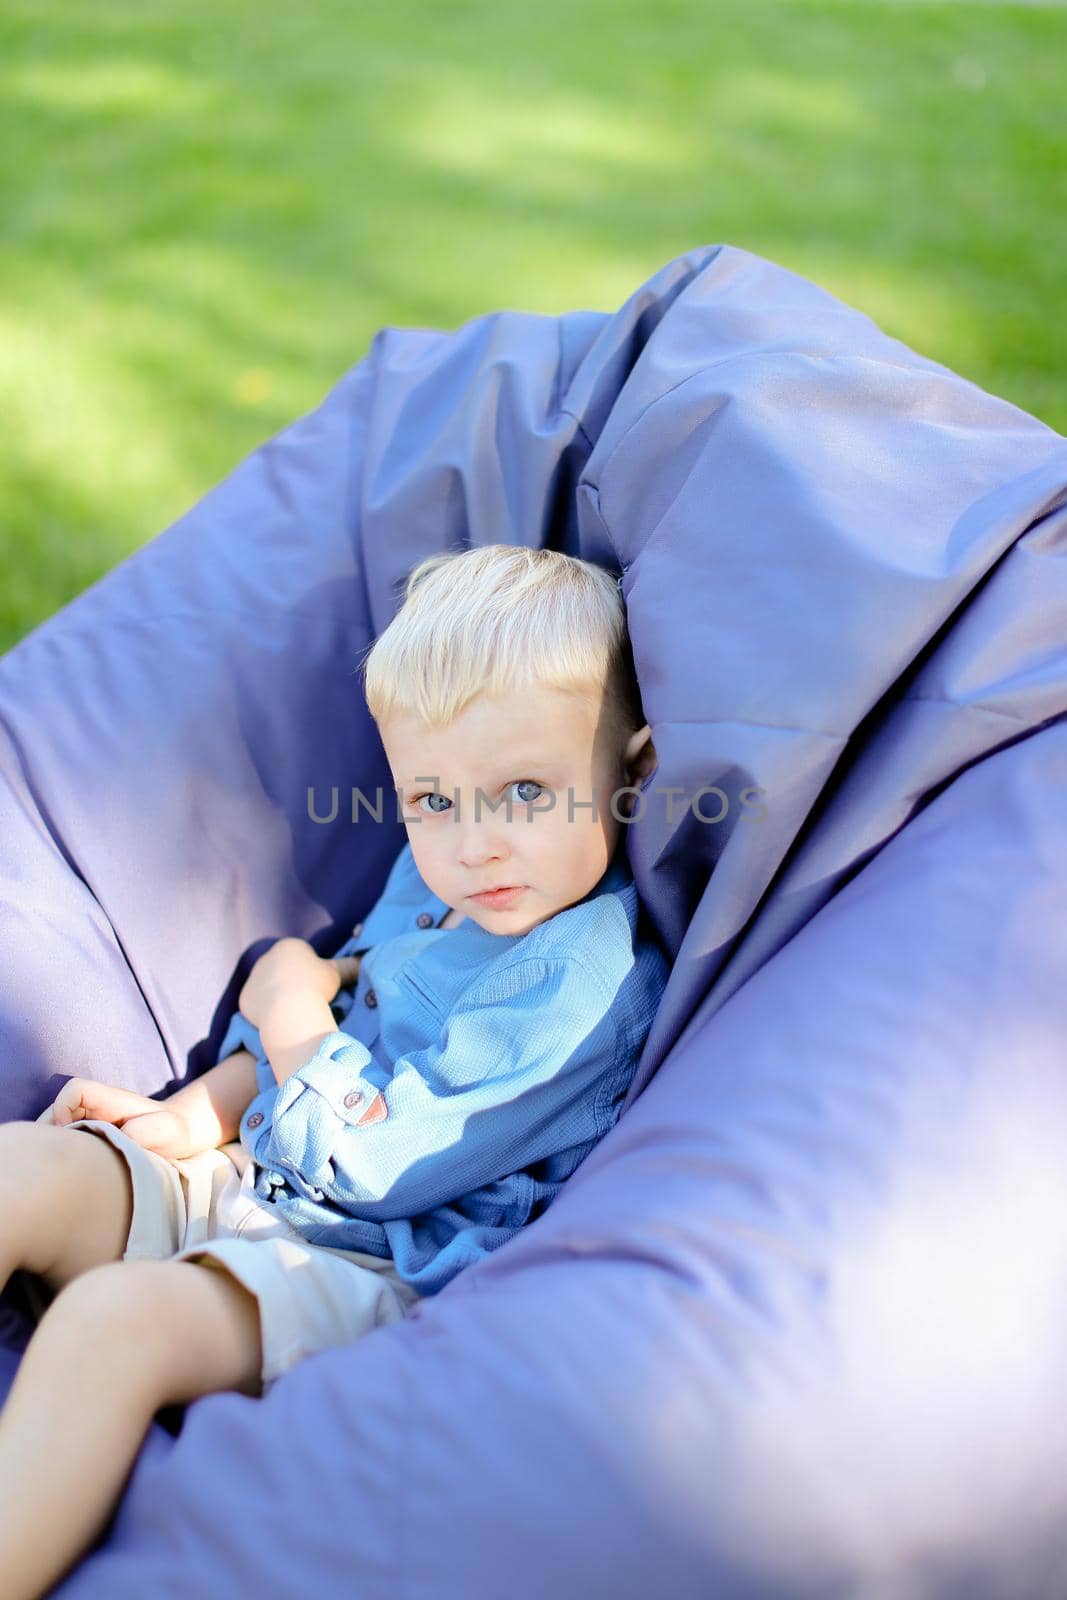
xmin=414 ymin=792 xmax=453 ymax=815
xmin=411 ymin=782 xmax=545 ymax=814
xmin=508 ymin=780 xmax=544 ymax=805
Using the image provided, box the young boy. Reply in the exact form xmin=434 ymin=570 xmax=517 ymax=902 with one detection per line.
xmin=0 ymin=544 xmax=669 ymax=1599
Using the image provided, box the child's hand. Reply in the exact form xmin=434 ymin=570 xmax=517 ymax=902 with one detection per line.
xmin=49 ymin=1078 xmax=201 ymax=1160
xmin=238 ymin=938 xmax=362 ymax=1027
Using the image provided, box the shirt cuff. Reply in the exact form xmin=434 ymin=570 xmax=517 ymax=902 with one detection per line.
xmin=252 ymin=1031 xmax=388 ymax=1186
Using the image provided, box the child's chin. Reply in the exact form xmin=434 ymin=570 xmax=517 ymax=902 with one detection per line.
xmin=474 ymin=907 xmax=543 ymax=936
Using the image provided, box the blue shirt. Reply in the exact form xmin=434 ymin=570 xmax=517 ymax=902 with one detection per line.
xmin=215 ymin=842 xmax=669 ymax=1295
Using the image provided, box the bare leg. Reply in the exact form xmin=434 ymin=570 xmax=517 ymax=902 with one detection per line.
xmin=0 ymin=1255 xmax=263 ymax=1600
xmin=0 ymin=1121 xmax=135 ymax=1296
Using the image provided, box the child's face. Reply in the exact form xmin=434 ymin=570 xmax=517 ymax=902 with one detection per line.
xmin=379 ymin=683 xmax=653 ymax=936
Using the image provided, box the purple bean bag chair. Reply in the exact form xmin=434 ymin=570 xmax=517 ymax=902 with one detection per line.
xmin=3 ymin=244 xmax=1067 ymax=1598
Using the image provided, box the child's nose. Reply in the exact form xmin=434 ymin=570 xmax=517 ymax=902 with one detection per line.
xmin=455 ymin=820 xmax=508 ymax=869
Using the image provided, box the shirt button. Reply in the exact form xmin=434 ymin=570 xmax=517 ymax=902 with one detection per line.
xmin=416 ymin=912 xmax=433 ymax=928
xmin=352 ymin=921 xmax=363 ymax=938
xmin=267 ymin=1170 xmax=285 ymax=1186
xmin=364 ymin=988 xmax=378 ymax=1008
xmin=247 ymin=1111 xmax=264 ymax=1129
xmin=343 ymin=1090 xmax=364 ymax=1109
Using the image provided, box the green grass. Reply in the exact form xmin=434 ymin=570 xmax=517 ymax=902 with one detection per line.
xmin=2 ymin=0 xmax=1065 ymax=651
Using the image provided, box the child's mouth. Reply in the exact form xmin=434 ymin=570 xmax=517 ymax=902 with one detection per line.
xmin=468 ymin=886 xmax=527 ymax=909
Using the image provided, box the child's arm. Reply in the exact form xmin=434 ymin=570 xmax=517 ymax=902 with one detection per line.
xmin=160 ymin=1048 xmax=262 ymax=1146
xmin=46 ymin=941 xmax=358 ymax=1156
xmin=238 ymin=937 xmax=362 ymax=1085
xmin=258 ymin=992 xmax=341 ymax=1083
xmin=49 ymin=1049 xmax=261 ymax=1158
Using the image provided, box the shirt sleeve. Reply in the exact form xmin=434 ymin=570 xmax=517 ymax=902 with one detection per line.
xmin=239 ymin=955 xmax=620 ymax=1219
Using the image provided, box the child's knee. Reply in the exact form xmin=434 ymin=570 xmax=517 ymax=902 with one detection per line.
xmin=0 ymin=1121 xmax=82 ymax=1222
xmin=17 ymin=1260 xmax=179 ymax=1415
xmin=0 ymin=1119 xmax=120 ymax=1194
xmin=48 ymin=1259 xmax=162 ymax=1340
xmin=0 ymin=1122 xmax=134 ymax=1288
xmin=49 ymin=1258 xmax=264 ymax=1403
xmin=0 ymin=1118 xmax=55 ymax=1174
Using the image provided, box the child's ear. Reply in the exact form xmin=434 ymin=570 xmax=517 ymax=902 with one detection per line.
xmin=624 ymin=723 xmax=657 ymax=788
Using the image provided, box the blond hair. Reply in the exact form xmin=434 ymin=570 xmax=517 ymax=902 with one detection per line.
xmin=359 ymin=545 xmax=644 ymax=737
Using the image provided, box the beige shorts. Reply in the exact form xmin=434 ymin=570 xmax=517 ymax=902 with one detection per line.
xmin=30 ymin=1112 xmax=420 ymax=1392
